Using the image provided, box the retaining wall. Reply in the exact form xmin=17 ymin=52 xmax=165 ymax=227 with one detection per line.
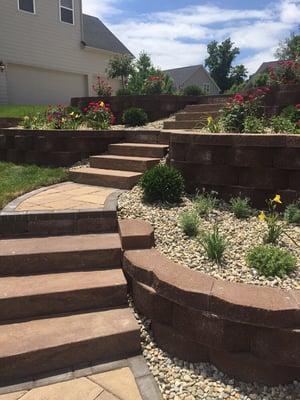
xmin=123 ymin=248 xmax=300 ymax=385
xmin=170 ymin=132 xmax=300 ymax=207
xmin=0 ymin=129 xmax=125 ymax=167
xmin=71 ymin=94 xmax=229 ymax=123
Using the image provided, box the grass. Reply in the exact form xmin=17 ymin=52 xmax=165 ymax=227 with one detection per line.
xmin=0 ymin=162 xmax=68 ymax=209
xmin=0 ymin=105 xmax=47 ymax=118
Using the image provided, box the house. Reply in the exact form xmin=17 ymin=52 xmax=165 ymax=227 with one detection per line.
xmin=164 ymin=65 xmax=220 ymax=94
xmin=253 ymin=61 xmax=281 ymax=77
xmin=0 ymin=0 xmax=132 ymax=105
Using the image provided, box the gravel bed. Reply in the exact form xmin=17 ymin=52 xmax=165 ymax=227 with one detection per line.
xmin=129 ymin=298 xmax=300 ymax=400
xmin=118 ymin=186 xmax=300 ymax=290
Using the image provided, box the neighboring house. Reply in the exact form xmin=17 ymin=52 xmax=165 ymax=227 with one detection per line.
xmin=164 ymin=65 xmax=220 ymax=95
xmin=0 ymin=0 xmax=132 ymax=105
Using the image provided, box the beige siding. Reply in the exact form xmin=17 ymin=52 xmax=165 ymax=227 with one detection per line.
xmin=7 ymin=64 xmax=88 ymax=104
xmin=184 ymin=70 xmax=220 ymax=95
xmin=0 ymin=69 xmax=8 ymax=104
xmin=0 ymin=0 xmax=121 ymax=103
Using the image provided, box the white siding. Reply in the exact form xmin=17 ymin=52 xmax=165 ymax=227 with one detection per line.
xmin=0 ymin=69 xmax=8 ymax=104
xmin=0 ymin=0 xmax=121 ymax=103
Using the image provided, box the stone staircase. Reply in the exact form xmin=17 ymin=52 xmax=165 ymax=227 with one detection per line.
xmin=70 ymin=141 xmax=169 ymax=190
xmin=0 ymin=230 xmax=141 ymax=385
xmin=164 ymin=98 xmax=228 ymax=130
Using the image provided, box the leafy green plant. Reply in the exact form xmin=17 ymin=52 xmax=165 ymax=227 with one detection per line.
xmin=92 ymin=77 xmax=112 ymax=96
xmin=280 ymin=105 xmax=300 ymax=123
xmin=243 ymin=116 xmax=265 ymax=133
xmin=270 ymin=116 xmax=297 ymax=134
xmin=122 ymin=107 xmax=148 ymax=127
xmin=140 ymin=164 xmax=184 ymax=204
xmin=179 ymin=210 xmax=200 ymax=237
xmin=116 ymin=88 xmax=132 ymax=96
xmin=199 ymin=225 xmax=227 ymax=264
xmin=230 ymin=197 xmax=252 ymax=219
xmin=182 ymin=85 xmax=203 ymax=96
xmin=206 ymin=116 xmax=221 ymax=133
xmin=284 ymin=202 xmax=300 ymax=224
xmin=246 ymin=245 xmax=297 ymax=277
xmin=194 ymin=192 xmax=218 ymax=216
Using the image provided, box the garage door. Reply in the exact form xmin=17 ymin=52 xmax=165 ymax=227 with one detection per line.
xmin=7 ymin=64 xmax=88 ymax=105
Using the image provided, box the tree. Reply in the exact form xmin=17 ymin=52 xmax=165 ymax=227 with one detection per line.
xmin=205 ymin=38 xmax=241 ymax=92
xmin=275 ymin=31 xmax=300 ymax=61
xmin=106 ymin=54 xmax=134 ymax=89
xmin=230 ymin=64 xmax=248 ymax=86
xmin=127 ymin=52 xmax=157 ymax=93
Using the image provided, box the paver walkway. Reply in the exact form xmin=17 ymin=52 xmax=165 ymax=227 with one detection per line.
xmin=0 ymin=367 xmax=142 ymax=400
xmin=14 ymin=182 xmax=117 ymax=212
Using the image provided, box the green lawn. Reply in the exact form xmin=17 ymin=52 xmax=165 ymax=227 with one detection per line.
xmin=0 ymin=162 xmax=68 ymax=209
xmin=0 ymin=105 xmax=47 ymax=118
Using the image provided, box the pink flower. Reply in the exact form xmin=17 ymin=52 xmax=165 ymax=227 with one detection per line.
xmin=233 ymin=93 xmax=244 ymax=103
xmin=296 ymin=104 xmax=300 ymax=110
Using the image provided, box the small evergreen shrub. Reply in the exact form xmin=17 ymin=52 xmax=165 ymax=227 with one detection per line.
xmin=116 ymin=88 xmax=132 ymax=96
xmin=284 ymin=202 xmax=300 ymax=224
xmin=246 ymin=245 xmax=297 ymax=277
xmin=194 ymin=192 xmax=218 ymax=216
xmin=280 ymin=105 xmax=300 ymax=123
xmin=122 ymin=107 xmax=148 ymax=126
xmin=140 ymin=164 xmax=184 ymax=204
xmin=230 ymin=197 xmax=252 ymax=219
xmin=199 ymin=225 xmax=227 ymax=264
xmin=180 ymin=211 xmax=200 ymax=237
xmin=243 ymin=116 xmax=265 ymax=133
xmin=183 ymin=85 xmax=204 ymax=96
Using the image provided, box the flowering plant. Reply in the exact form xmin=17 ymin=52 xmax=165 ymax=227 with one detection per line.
xmin=143 ymin=74 xmax=165 ymax=94
xmin=46 ymin=105 xmax=82 ymax=130
xmin=92 ymin=77 xmax=112 ymax=97
xmin=82 ymin=101 xmax=115 ymax=129
xmin=268 ymin=61 xmax=300 ymax=85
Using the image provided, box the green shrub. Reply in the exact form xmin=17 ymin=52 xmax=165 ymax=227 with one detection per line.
xmin=199 ymin=225 xmax=227 ymax=264
xmin=116 ymin=88 xmax=132 ymax=96
xmin=183 ymin=85 xmax=203 ymax=96
xmin=243 ymin=116 xmax=265 ymax=133
xmin=180 ymin=211 xmax=200 ymax=237
xmin=230 ymin=197 xmax=252 ymax=219
xmin=253 ymin=72 xmax=270 ymax=88
xmin=122 ymin=107 xmax=148 ymax=127
xmin=270 ymin=116 xmax=296 ymax=134
xmin=284 ymin=202 xmax=300 ymax=224
xmin=280 ymin=105 xmax=300 ymax=123
xmin=194 ymin=192 xmax=218 ymax=216
xmin=246 ymin=245 xmax=297 ymax=277
xmin=140 ymin=164 xmax=184 ymax=204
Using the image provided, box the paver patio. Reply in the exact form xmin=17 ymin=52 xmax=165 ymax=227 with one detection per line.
xmin=0 ymin=367 xmax=142 ymax=400
xmin=14 ymin=182 xmax=117 ymax=211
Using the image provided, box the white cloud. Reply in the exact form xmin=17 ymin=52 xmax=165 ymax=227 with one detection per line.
xmin=83 ymin=0 xmax=300 ymax=74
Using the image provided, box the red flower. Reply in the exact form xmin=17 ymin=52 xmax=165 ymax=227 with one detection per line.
xmin=233 ymin=93 xmax=244 ymax=103
xmin=296 ymin=104 xmax=300 ymax=110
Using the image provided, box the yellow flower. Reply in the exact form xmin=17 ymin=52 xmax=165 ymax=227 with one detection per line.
xmin=273 ymin=194 xmax=282 ymax=204
xmin=258 ymin=211 xmax=266 ymax=221
xmin=99 ymin=101 xmax=105 ymax=108
xmin=24 ymin=116 xmax=29 ymax=120
xmin=75 ymin=114 xmax=80 ymax=119
xmin=207 ymin=116 xmax=213 ymax=124
xmin=70 ymin=111 xmax=75 ymax=116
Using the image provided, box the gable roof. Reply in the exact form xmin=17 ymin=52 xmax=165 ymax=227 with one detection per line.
xmin=164 ymin=64 xmax=220 ymax=91
xmin=82 ymin=14 xmax=132 ymax=56
xmin=254 ymin=61 xmax=281 ymax=76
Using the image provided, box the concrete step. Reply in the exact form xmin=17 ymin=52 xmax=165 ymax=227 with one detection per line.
xmin=109 ymin=142 xmax=169 ymax=158
xmin=164 ymin=120 xmax=206 ymax=130
xmin=184 ymin=103 xmax=224 ymax=112
xmin=0 ymin=233 xmax=121 ymax=275
xmin=175 ymin=111 xmax=219 ymax=121
xmin=0 ymin=270 xmax=127 ymax=322
xmin=70 ymin=167 xmax=142 ymax=190
xmin=90 ymin=154 xmax=160 ymax=173
xmin=0 ymin=307 xmax=140 ymax=384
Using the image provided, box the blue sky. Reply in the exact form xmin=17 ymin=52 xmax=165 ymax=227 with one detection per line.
xmin=83 ymin=0 xmax=300 ymax=75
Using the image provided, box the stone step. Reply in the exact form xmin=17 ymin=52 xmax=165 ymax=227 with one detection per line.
xmin=90 ymin=154 xmax=161 ymax=173
xmin=70 ymin=167 xmax=142 ymax=190
xmin=0 ymin=308 xmax=140 ymax=384
xmin=184 ymin=103 xmax=224 ymax=112
xmin=0 ymin=270 xmax=127 ymax=322
xmin=0 ymin=233 xmax=121 ymax=275
xmin=109 ymin=142 xmax=169 ymax=158
xmin=175 ymin=111 xmax=219 ymax=121
xmin=164 ymin=120 xmax=206 ymax=130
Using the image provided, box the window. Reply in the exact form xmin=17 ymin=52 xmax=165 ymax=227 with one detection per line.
xmin=203 ymin=83 xmax=210 ymax=93
xmin=18 ymin=0 xmax=35 ymax=14
xmin=59 ymin=0 xmax=74 ymax=24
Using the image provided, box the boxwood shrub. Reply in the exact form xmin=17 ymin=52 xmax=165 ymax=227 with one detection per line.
xmin=140 ymin=164 xmax=184 ymax=204
xmin=122 ymin=107 xmax=148 ymax=126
